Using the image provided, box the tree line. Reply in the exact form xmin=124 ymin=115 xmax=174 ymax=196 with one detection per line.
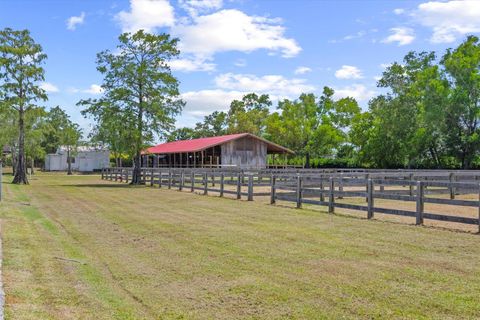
xmin=1 ymin=27 xmax=480 ymax=185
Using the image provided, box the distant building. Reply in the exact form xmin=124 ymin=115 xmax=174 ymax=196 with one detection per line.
xmin=45 ymin=146 xmax=110 ymax=172
xmin=143 ymin=133 xmax=293 ymax=169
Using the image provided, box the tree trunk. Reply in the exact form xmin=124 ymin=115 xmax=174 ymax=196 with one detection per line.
xmin=305 ymin=152 xmax=310 ymax=169
xmin=31 ymin=157 xmax=35 ymax=175
xmin=131 ymin=90 xmax=144 ymax=185
xmin=131 ymin=152 xmax=142 ymax=184
xmin=12 ymin=108 xmax=28 ymax=184
xmin=67 ymin=147 xmax=72 ymax=175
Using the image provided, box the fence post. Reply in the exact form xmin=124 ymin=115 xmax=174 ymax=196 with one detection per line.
xmin=319 ymin=175 xmax=325 ymax=202
xmin=449 ymin=172 xmax=455 ymax=200
xmin=478 ymin=184 xmax=480 ymax=234
xmin=236 ymin=173 xmax=242 ymax=200
xmin=248 ymin=174 xmax=254 ymax=201
xmin=179 ymin=170 xmax=184 ymax=191
xmin=125 ymin=169 xmax=129 ymax=184
xmin=0 ymin=162 xmax=3 ymax=202
xmin=338 ymin=173 xmax=344 ymax=199
xmin=270 ymin=174 xmax=276 ymax=204
xmin=409 ymin=173 xmax=414 ymax=196
xmin=220 ymin=173 xmax=224 ymax=197
xmin=150 ymin=169 xmax=154 ymax=187
xmin=379 ymin=176 xmax=385 ymax=192
xmin=203 ymin=172 xmax=208 ymax=195
xmin=365 ymin=174 xmax=369 ymax=202
xmin=367 ymin=178 xmax=374 ymax=219
xmin=190 ymin=172 xmax=194 ymax=192
xmin=296 ymin=175 xmax=303 ymax=208
xmin=328 ymin=177 xmax=335 ymax=213
xmin=109 ymin=168 xmax=113 ymax=181
xmin=416 ymin=181 xmax=424 ymax=225
xmin=168 ymin=170 xmax=172 ymax=189
xmin=101 ymin=168 xmax=105 ymax=180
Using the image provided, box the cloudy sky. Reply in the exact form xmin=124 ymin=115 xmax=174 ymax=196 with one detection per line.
xmin=1 ymin=0 xmax=480 ymax=132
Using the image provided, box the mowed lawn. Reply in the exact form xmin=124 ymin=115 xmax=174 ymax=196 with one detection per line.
xmin=0 ymin=174 xmax=480 ymax=319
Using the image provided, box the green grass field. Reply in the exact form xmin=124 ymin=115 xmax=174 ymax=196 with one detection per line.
xmin=0 ymin=173 xmax=480 ymax=319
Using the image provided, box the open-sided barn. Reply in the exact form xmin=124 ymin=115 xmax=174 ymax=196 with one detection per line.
xmin=143 ymin=133 xmax=293 ymax=169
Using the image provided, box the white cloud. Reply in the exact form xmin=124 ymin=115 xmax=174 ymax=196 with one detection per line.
xmin=294 ymin=66 xmax=312 ymax=75
xmin=416 ymin=0 xmax=480 ymax=43
xmin=40 ymin=82 xmax=59 ymax=93
xmin=66 ymin=12 xmax=86 ymax=31
xmin=173 ymin=9 xmax=301 ymax=58
xmin=116 ymin=0 xmax=175 ymax=32
xmin=333 ymin=84 xmax=376 ymax=102
xmin=83 ymin=84 xmax=104 ymax=95
xmin=334 ymin=65 xmax=363 ymax=79
xmin=170 ymin=57 xmax=215 ymax=72
xmin=179 ymin=0 xmax=223 ymax=16
xmin=214 ymin=73 xmax=315 ymax=96
xmin=393 ymin=8 xmax=405 ymax=15
xmin=382 ymin=27 xmax=415 ymax=46
xmin=181 ymin=89 xmax=244 ymax=117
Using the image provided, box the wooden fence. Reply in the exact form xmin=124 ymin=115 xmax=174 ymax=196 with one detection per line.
xmin=102 ymin=167 xmax=480 ymax=232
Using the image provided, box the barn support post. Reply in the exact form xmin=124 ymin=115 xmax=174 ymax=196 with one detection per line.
xmin=367 ymin=178 xmax=374 ymax=219
xmin=190 ymin=172 xmax=195 ymax=192
xmin=220 ymin=173 xmax=225 ymax=197
xmin=236 ymin=173 xmax=242 ymax=199
xmin=296 ymin=175 xmax=303 ymax=208
xmin=248 ymin=175 xmax=254 ymax=201
xmin=416 ymin=181 xmax=424 ymax=225
xmin=270 ymin=174 xmax=276 ymax=204
xmin=328 ymin=177 xmax=335 ymax=213
xmin=203 ymin=172 xmax=208 ymax=195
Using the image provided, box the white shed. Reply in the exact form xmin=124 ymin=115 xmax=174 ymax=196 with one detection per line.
xmin=45 ymin=146 xmax=110 ymax=172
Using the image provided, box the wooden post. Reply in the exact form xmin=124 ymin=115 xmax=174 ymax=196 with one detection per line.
xmin=203 ymin=172 xmax=208 ymax=195
xmin=365 ymin=173 xmax=369 ymax=202
xmin=367 ymin=179 xmax=374 ymax=219
xmin=416 ymin=181 xmax=424 ymax=225
xmin=248 ymin=174 xmax=254 ymax=201
xmin=179 ymin=171 xmax=184 ymax=191
xmin=320 ymin=175 xmax=325 ymax=202
xmin=125 ymin=169 xmax=129 ymax=184
xmin=220 ymin=173 xmax=225 ymax=197
xmin=380 ymin=176 xmax=385 ymax=192
xmin=101 ymin=168 xmax=105 ymax=180
xmin=168 ymin=170 xmax=172 ymax=189
xmin=0 ymin=162 xmax=3 ymax=202
xmin=409 ymin=173 xmax=414 ymax=196
xmin=270 ymin=174 xmax=276 ymax=204
xmin=449 ymin=172 xmax=455 ymax=200
xmin=236 ymin=173 xmax=242 ymax=199
xmin=109 ymin=168 xmax=113 ymax=180
xmin=150 ymin=169 xmax=154 ymax=187
xmin=338 ymin=173 xmax=344 ymax=199
xmin=190 ymin=172 xmax=195 ymax=192
xmin=478 ymin=184 xmax=480 ymax=234
xmin=296 ymin=175 xmax=302 ymax=208
xmin=328 ymin=177 xmax=335 ymax=213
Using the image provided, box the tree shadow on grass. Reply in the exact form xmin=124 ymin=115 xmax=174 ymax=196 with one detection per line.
xmin=59 ymin=184 xmax=146 ymax=189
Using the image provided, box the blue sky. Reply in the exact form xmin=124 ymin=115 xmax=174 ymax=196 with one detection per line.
xmin=2 ymin=0 xmax=480 ymax=135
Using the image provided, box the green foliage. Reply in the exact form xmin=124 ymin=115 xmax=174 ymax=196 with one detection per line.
xmin=79 ymin=30 xmax=184 ymax=183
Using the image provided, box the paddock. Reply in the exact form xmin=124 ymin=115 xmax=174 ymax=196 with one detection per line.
xmin=103 ymin=167 xmax=480 ymax=233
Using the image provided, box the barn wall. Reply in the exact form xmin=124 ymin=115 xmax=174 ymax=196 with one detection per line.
xmin=221 ymin=137 xmax=267 ymax=169
xmin=45 ymin=151 xmax=110 ymax=172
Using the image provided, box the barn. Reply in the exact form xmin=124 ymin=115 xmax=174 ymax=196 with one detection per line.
xmin=45 ymin=146 xmax=110 ymax=172
xmin=142 ymin=133 xmax=293 ymax=169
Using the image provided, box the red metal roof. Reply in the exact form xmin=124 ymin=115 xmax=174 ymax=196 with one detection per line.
xmin=144 ymin=133 xmax=293 ymax=154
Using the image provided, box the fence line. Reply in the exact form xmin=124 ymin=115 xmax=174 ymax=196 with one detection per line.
xmin=102 ymin=167 xmax=480 ymax=232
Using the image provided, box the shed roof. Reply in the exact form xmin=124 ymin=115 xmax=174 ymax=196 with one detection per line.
xmin=145 ymin=133 xmax=293 ymax=154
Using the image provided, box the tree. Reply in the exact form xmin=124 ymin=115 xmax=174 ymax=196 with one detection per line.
xmin=227 ymin=93 xmax=271 ymax=135
xmin=265 ymin=89 xmax=359 ymax=167
xmin=441 ymin=36 xmax=480 ymax=168
xmin=63 ymin=123 xmax=82 ymax=175
xmin=0 ymin=28 xmax=47 ymax=184
xmin=79 ymin=30 xmax=184 ymax=184
xmin=195 ymin=111 xmax=228 ymax=137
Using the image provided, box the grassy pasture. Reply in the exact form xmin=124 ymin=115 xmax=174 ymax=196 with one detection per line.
xmin=0 ymin=172 xmax=480 ymax=319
